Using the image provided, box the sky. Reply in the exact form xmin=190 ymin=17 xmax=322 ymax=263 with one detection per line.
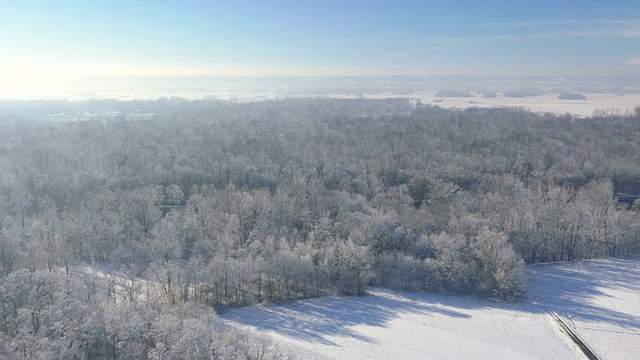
xmin=1 ymin=0 xmax=640 ymax=98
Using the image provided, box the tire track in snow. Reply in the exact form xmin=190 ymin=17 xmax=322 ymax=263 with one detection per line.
xmin=551 ymin=312 xmax=601 ymax=360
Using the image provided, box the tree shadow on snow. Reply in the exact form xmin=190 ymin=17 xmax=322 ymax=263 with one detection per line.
xmin=221 ymin=258 xmax=640 ymax=346
xmin=528 ymin=258 xmax=640 ymax=330
xmin=220 ymin=288 xmax=471 ymax=345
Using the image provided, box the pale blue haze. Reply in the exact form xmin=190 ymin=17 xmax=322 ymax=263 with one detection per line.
xmin=1 ymin=0 xmax=639 ymax=97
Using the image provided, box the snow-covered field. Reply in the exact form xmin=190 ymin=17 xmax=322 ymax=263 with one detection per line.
xmin=529 ymin=259 xmax=640 ymax=360
xmin=221 ymin=258 xmax=640 ymax=360
xmin=410 ymin=92 xmax=640 ymax=117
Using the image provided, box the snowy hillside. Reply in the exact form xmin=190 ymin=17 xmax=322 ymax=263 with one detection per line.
xmin=222 ymin=258 xmax=640 ymax=360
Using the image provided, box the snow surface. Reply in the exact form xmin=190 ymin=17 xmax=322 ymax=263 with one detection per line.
xmin=411 ymin=92 xmax=640 ymax=117
xmin=529 ymin=258 xmax=640 ymax=360
xmin=221 ymin=290 xmax=579 ymax=359
xmin=222 ymin=258 xmax=640 ymax=360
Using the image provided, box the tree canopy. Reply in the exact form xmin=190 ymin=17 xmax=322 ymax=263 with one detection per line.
xmin=1 ymin=98 xmax=639 ymax=358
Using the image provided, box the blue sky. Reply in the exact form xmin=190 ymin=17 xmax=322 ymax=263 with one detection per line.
xmin=1 ymin=1 xmax=639 ymax=97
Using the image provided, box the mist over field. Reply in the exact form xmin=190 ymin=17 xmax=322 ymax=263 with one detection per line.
xmin=2 ymin=73 xmax=640 ymax=101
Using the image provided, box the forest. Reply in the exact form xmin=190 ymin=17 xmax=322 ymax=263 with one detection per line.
xmin=1 ymin=98 xmax=640 ymax=359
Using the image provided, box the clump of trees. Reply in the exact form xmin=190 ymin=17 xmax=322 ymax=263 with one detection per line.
xmin=0 ymin=270 xmax=287 ymax=359
xmin=1 ymin=97 xmax=640 ymax=358
xmin=503 ymin=88 xmax=546 ymax=97
xmin=558 ymin=93 xmax=586 ymax=100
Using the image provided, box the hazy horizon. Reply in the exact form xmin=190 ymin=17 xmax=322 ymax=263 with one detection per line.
xmin=2 ymin=0 xmax=640 ymax=99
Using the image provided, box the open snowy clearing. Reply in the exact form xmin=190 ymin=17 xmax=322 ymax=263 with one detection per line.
xmin=529 ymin=258 xmax=640 ymax=360
xmin=221 ymin=290 xmax=577 ymax=359
xmin=221 ymin=258 xmax=640 ymax=360
xmin=410 ymin=92 xmax=640 ymax=117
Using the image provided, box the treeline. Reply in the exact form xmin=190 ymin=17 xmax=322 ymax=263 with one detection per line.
xmin=0 ymin=270 xmax=289 ymax=359
xmin=1 ymin=98 xmax=640 ymax=358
